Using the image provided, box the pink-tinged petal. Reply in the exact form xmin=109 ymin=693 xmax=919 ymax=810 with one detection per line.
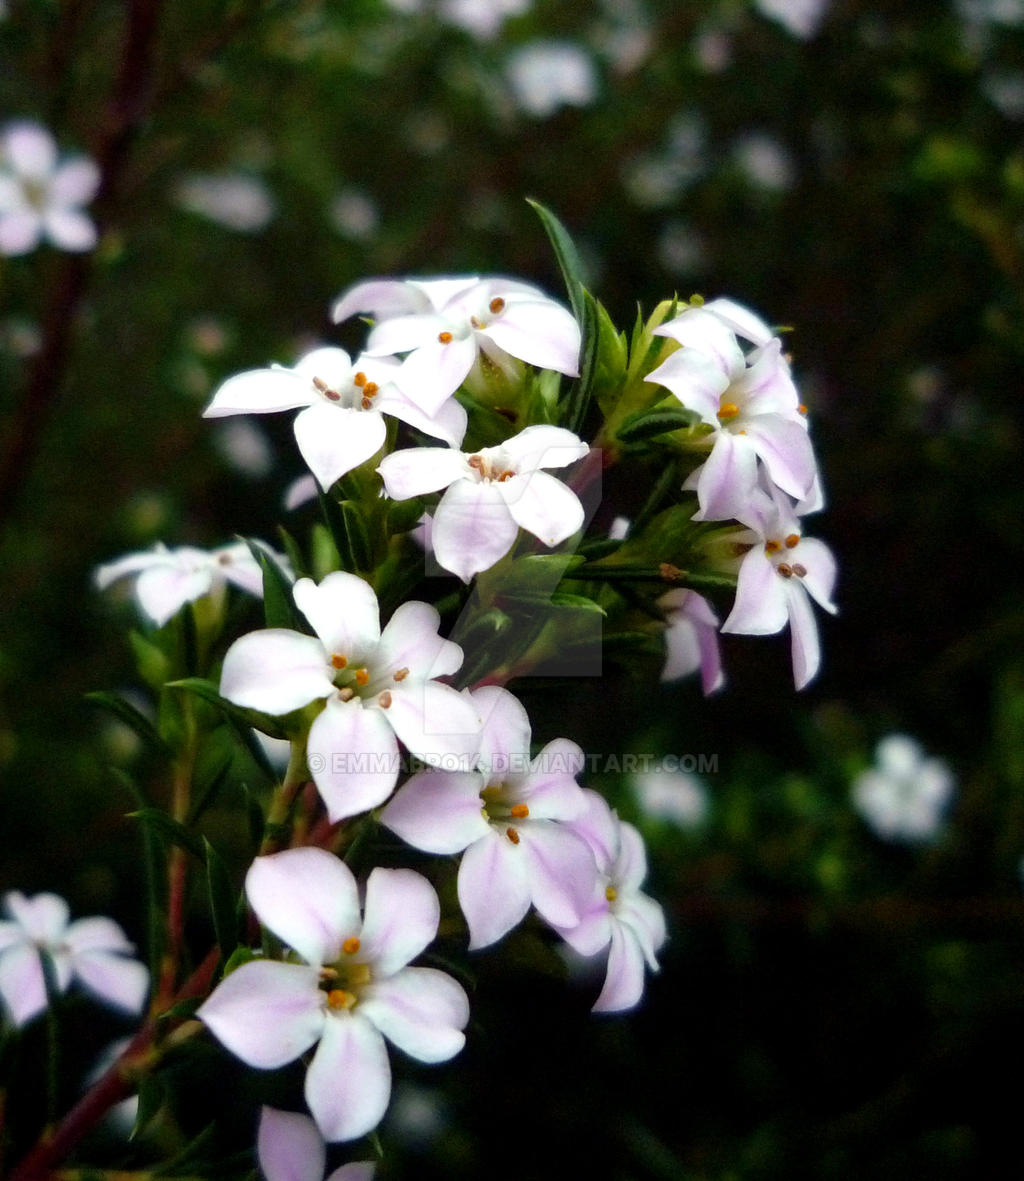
xmin=197 ymin=960 xmax=324 ymax=1068
xmin=432 ymin=480 xmax=518 ymax=582
xmin=134 ymin=564 xmax=213 ymax=626
xmin=220 ymin=629 xmax=333 ymax=715
xmin=378 ymin=446 xmax=470 ymax=500
xmin=0 ymin=210 xmax=42 ymax=255
xmin=722 ymin=549 xmax=788 ymax=636
xmin=703 ymin=297 xmax=774 ymax=347
xmin=593 ymin=922 xmax=646 ymax=1013
xmin=381 ymin=769 xmax=489 ymax=855
xmin=566 ymin=789 xmax=617 ymax=870
xmin=617 ymin=893 xmax=668 ymax=969
xmin=557 ymin=905 xmax=612 ymax=958
xmin=614 ymin=822 xmax=649 ymax=893
xmin=308 ymin=698 xmax=399 ymax=822
xmin=472 ymin=685 xmax=531 ymax=774
xmin=50 ymin=157 xmax=100 ymax=205
xmin=0 ymin=921 xmax=26 ymax=954
xmin=374 ymin=386 xmax=467 ymax=448
xmin=785 ymin=580 xmax=821 ymax=690
xmin=644 ymin=347 xmax=731 ymax=424
xmin=396 ymin=335 xmax=479 ymax=417
xmin=693 ymin=434 xmax=760 ymax=522
xmin=327 ymin=1164 xmax=376 ymax=1181
xmin=293 ymin=402 xmax=386 ymax=491
xmin=517 ymin=739 xmax=587 ymax=821
xmin=258 ymin=1107 xmax=326 ymax=1181
xmin=458 ymin=832 xmax=531 ymax=950
xmin=72 ymin=952 xmax=149 ymax=1013
xmin=64 ymin=916 xmax=134 ymax=955
xmin=521 ymin=823 xmax=599 ymax=929
xmin=331 ymin=278 xmax=436 ymax=324
xmin=499 ymin=425 xmax=589 ymax=472
xmin=285 ymin=474 xmax=319 ymax=510
xmin=794 ymin=537 xmax=838 ymax=613
xmin=661 ymin=595 xmax=724 ymax=693
xmin=744 ymin=417 xmax=817 ymax=501
xmin=291 ymin=347 xmax=355 ymax=388
xmin=359 ymin=967 xmax=468 ymax=1063
xmin=44 ymin=207 xmax=97 ymax=252
xmin=481 ymin=300 xmax=580 ymax=376
xmin=0 ymin=943 xmax=49 ymax=1026
xmin=376 ymin=599 xmax=463 ymax=681
xmin=385 ymin=680 xmax=482 ymax=764
xmin=499 ymin=470 xmax=584 ymax=547
xmin=654 ymin=307 xmax=745 ymax=377
xmin=3 ymin=122 xmax=57 ymax=179
xmin=246 ymin=848 xmax=360 ymax=965
xmin=365 ymin=313 xmax=447 ymax=356
xmin=293 ymin=572 xmax=381 ymax=660
xmin=4 ymin=891 xmax=69 ymax=942
xmin=738 ymin=340 xmax=801 ymax=417
xmin=204 ymin=369 xmax=317 ymax=418
xmin=359 ymin=868 xmax=439 ymax=978
xmin=94 ymin=546 xmax=169 ymax=590
xmin=306 ymin=1013 xmax=391 ymax=1143
xmin=218 ymin=544 xmax=275 ymax=597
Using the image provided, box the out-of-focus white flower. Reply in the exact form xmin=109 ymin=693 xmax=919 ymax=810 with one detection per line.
xmin=175 ymin=172 xmax=275 ymax=233
xmin=0 ymin=892 xmax=149 ymax=1027
xmin=329 ymin=188 xmax=379 ymax=241
xmin=0 ymin=121 xmax=99 ymax=256
xmin=754 ymin=0 xmax=830 ymax=39
xmin=212 ymin=418 xmax=275 ymax=478
xmin=506 ymin=41 xmax=598 ymax=118
xmin=852 ymin=735 xmax=955 ymax=843
xmin=632 ymin=768 xmax=709 ymax=828
xmin=733 ymin=133 xmax=794 ymax=191
xmin=442 ymin=0 xmax=530 ymax=39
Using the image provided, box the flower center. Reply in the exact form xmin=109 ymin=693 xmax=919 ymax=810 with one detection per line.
xmin=320 ymin=939 xmax=372 ymax=1009
xmin=466 ymin=452 xmax=516 ymax=482
xmin=480 ymin=783 xmax=529 ymax=843
xmin=765 ymin=535 xmax=807 ymax=580
xmin=311 ymin=371 xmax=379 ymax=412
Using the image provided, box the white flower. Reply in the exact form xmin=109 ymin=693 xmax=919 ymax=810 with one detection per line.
xmin=197 ymin=849 xmax=469 ymax=1142
xmin=332 ymin=276 xmax=580 ymax=417
xmin=175 ymin=172 xmax=274 ymax=233
xmin=754 ymin=0 xmax=830 ymax=39
xmin=204 ymin=346 xmax=466 ymax=492
xmin=550 ymin=791 xmax=667 ymax=1012
xmin=378 ymin=424 xmax=589 ymax=582
xmin=258 ymin=1107 xmax=375 ymax=1181
xmin=95 ymin=540 xmax=283 ymax=627
xmin=631 ymin=768 xmax=709 ymax=828
xmin=219 ymin=572 xmax=480 ymax=820
xmin=0 ymin=121 xmax=99 ymax=256
xmin=441 ymin=0 xmax=531 ymax=38
xmin=659 ymin=588 xmax=724 ymax=695
xmin=506 ymin=41 xmax=598 ymax=118
xmin=852 ymin=735 xmax=955 ymax=843
xmin=0 ymin=892 xmax=149 ymax=1027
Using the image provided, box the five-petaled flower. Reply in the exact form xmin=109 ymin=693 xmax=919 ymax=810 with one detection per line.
xmin=203 ymin=346 xmax=467 ymax=492
xmin=378 ymin=424 xmax=589 ymax=582
xmin=0 ymin=121 xmax=100 ymax=256
xmin=332 ymin=276 xmax=580 ymax=416
xmin=382 ymin=685 xmax=597 ymax=948
xmin=197 ymin=848 xmax=469 ymax=1142
xmin=851 ymin=734 xmax=955 ymax=844
xmin=219 ymin=571 xmax=481 ymax=819
xmin=0 ymin=891 xmax=149 ymax=1027
xmin=550 ymin=790 xmax=667 ymax=1012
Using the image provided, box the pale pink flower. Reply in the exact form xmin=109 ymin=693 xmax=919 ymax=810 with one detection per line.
xmin=658 ymin=588 xmax=724 ymax=694
xmin=258 ymin=1107 xmax=375 ymax=1181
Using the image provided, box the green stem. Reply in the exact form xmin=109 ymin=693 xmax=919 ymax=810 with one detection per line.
xmin=259 ymin=736 xmax=310 ymax=856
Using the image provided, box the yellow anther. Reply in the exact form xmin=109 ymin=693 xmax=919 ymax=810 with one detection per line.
xmin=785 ymin=534 xmax=800 ymax=549
xmin=355 ymin=668 xmax=369 ymax=686
xmin=791 ymin=563 xmax=807 ymax=578
xmin=394 ymin=667 xmax=410 ymax=682
xmin=378 ymin=690 xmax=392 ymax=709
xmin=605 ymin=885 xmax=618 ymax=903
xmin=354 ymin=371 xmax=367 ymax=387
xmin=489 ymin=297 xmax=506 ymax=314
xmin=363 ymin=381 xmax=378 ymax=396
xmin=717 ymin=402 xmax=740 ymax=421
xmin=777 ymin=563 xmax=794 ymax=578
xmin=331 ymin=654 xmax=348 ymax=669
xmin=438 ymin=331 xmax=453 ymax=344
xmin=765 ymin=539 xmax=781 ymax=554
xmin=343 ymin=936 xmax=361 ymax=955
xmin=327 ymin=988 xmax=356 ymax=1010
xmin=510 ymin=803 xmax=529 ymax=819
xmin=505 ymin=827 xmax=521 ymax=845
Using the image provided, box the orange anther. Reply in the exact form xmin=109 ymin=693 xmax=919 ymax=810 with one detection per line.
xmin=798 ymin=403 xmax=808 ymax=415
xmin=765 ymin=539 xmax=781 ymax=554
xmin=378 ymin=691 xmax=392 ymax=709
xmin=505 ymin=827 xmax=521 ymax=845
xmin=785 ymin=534 xmax=800 ymax=549
xmin=510 ymin=803 xmax=529 ymax=819
xmin=361 ymin=396 xmax=373 ymax=410
xmin=717 ymin=402 xmax=740 ymax=421
xmin=327 ymin=988 xmax=356 ymax=1010
xmin=354 ymin=371 xmax=367 ymax=387
xmin=777 ymin=563 xmax=793 ymax=578
xmin=355 ymin=668 xmax=369 ymax=686
xmin=343 ymin=936 xmax=361 ymax=955
xmin=363 ymin=381 xmax=378 ymax=396
xmin=331 ymin=654 xmax=348 ymax=669
xmin=438 ymin=331 xmax=453 ymax=344
xmin=489 ymin=297 xmax=506 ymax=314
xmin=394 ymin=667 xmax=409 ymax=682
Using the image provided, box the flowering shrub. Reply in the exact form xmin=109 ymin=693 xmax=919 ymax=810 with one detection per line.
xmin=0 ymin=204 xmax=835 ymax=1174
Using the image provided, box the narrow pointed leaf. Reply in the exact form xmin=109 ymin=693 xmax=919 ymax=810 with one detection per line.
xmin=85 ymin=691 xmax=170 ymax=758
xmin=203 ymin=837 xmax=241 ymax=961
xmin=167 ymin=677 xmax=291 ymax=739
xmin=128 ymin=808 xmax=206 ymax=861
xmin=243 ymin=537 xmax=298 ymax=630
xmin=616 ymin=405 xmax=702 ymax=443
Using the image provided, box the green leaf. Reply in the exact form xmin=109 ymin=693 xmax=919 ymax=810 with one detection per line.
xmin=186 ymin=744 xmax=236 ymax=827
xmin=128 ymin=628 xmax=171 ymax=689
xmin=167 ymin=677 xmax=291 ymax=740
xmin=571 ymin=563 xmax=738 ymax=593
xmin=111 ymin=767 xmax=167 ymax=982
xmin=616 ymin=404 xmax=702 ymax=443
xmin=560 ymin=289 xmax=601 ymax=435
xmin=128 ymin=807 xmax=206 ymax=861
xmin=243 ymin=537 xmax=298 ymax=630
xmin=204 ymin=837 xmax=240 ymax=961
xmin=527 ymin=198 xmax=587 ymax=324
xmin=276 ymin=523 xmax=308 ymax=580
xmin=85 ymin=690 xmax=170 ymax=758
xmin=131 ymin=1073 xmax=167 ymax=1141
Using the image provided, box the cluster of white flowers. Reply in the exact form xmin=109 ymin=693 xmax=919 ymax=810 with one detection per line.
xmin=852 ymin=734 xmax=955 ymax=843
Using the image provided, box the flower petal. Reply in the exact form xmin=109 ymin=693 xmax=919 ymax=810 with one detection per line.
xmin=306 ymin=1013 xmax=391 ymax=1142
xmin=472 ymin=685 xmax=532 ymax=775
xmin=377 ymin=447 xmax=470 ymax=499
xmin=499 ymin=470 xmax=584 ymax=546
xmin=375 ymin=599 xmax=463 ymax=681
xmin=394 ymin=335 xmax=478 ymax=416
xmin=134 ymin=564 xmax=213 ymax=626
xmin=386 ymin=679 xmax=482 ymax=764
xmin=692 ymin=433 xmax=760 ymax=522
xmin=359 ymin=868 xmax=439 ymax=978
xmin=498 ymin=424 xmax=589 ymax=472
xmin=431 ymin=480 xmax=518 ymax=582
xmin=480 ymin=299 xmax=580 ymax=376
xmin=458 ymin=831 xmax=531 ymax=950
xmin=44 ymin=207 xmax=97 ymax=252
xmin=4 ymin=891 xmax=69 ymax=942
xmin=359 ymin=967 xmax=468 ymax=1063
xmin=308 ymin=698 xmax=400 ymax=822
xmin=205 ymin=368 xmax=317 ymax=418
xmin=0 ymin=942 xmax=48 ymax=1026
xmin=50 ymin=157 xmax=100 ymax=205
xmin=785 ymin=579 xmax=821 ymax=690
xmin=220 ymin=628 xmax=333 ymax=715
xmin=722 ymin=549 xmax=788 ymax=636
xmin=246 ymin=847 xmax=361 ymax=965
xmin=593 ymin=921 xmax=646 ymax=1013
xmin=4 ymin=122 xmax=57 ymax=179
xmin=293 ymin=402 xmax=386 ymax=491
xmin=293 ymin=572 xmax=381 ymax=660
xmin=521 ymin=822 xmax=598 ymax=929
xmin=258 ymin=1107 xmax=326 ymax=1181
xmin=196 ymin=960 xmax=324 ymax=1069
xmin=72 ymin=951 xmax=149 ymax=1013
xmin=0 ymin=210 xmax=42 ymax=255
xmin=381 ymin=769 xmax=489 ymax=855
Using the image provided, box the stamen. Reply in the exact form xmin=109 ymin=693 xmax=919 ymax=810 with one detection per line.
xmin=777 ymin=563 xmax=794 ymax=578
xmin=510 ymin=803 xmax=529 ymax=819
xmin=338 ymin=687 xmax=355 ymax=702
xmin=378 ymin=690 xmax=392 ymax=709
xmin=331 ymin=654 xmax=348 ymax=669
xmin=319 ymin=966 xmax=339 ymax=980
xmin=470 ymin=315 xmax=483 ymax=329
xmin=505 ymin=827 xmax=520 ymax=845
xmin=325 ymin=390 xmax=341 ymax=402
xmin=497 ymin=469 xmax=515 ymax=481
xmin=438 ymin=331 xmax=453 ymax=344
xmin=798 ymin=403 xmax=808 ymax=415
xmin=363 ymin=381 xmax=378 ymax=397
xmin=765 ymin=539 xmax=781 ymax=554
xmin=791 ymin=563 xmax=807 ymax=577
xmin=361 ymin=396 xmax=373 ymax=410
xmin=312 ymin=377 xmax=328 ymax=392
xmin=717 ymin=402 xmax=740 ymax=421
xmin=605 ymin=885 xmax=618 ymax=903
xmin=489 ymin=297 xmax=505 ymax=314
xmin=355 ymin=668 xmax=369 ymax=686
xmin=467 ymin=455 xmax=484 ymax=470
xmin=354 ymin=372 xmax=367 ymax=387
xmin=327 ymin=988 xmax=356 ymax=1010
xmin=785 ymin=534 xmax=800 ymax=549
xmin=394 ymin=667 xmax=409 ymax=682
xmin=343 ymin=936 xmax=361 ymax=955
xmin=659 ymin=562 xmax=683 ymax=581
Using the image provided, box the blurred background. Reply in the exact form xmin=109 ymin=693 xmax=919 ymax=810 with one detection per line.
xmin=2 ymin=0 xmax=1024 ymax=1176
